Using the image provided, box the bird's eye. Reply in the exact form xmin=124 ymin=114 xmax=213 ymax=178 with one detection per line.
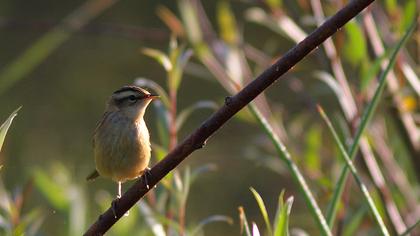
xmin=128 ymin=95 xmax=137 ymax=102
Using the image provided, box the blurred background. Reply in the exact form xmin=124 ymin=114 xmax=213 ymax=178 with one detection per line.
xmin=0 ymin=0 xmax=418 ymax=235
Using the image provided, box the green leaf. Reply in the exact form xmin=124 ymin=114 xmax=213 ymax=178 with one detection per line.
xmin=13 ymin=208 xmax=44 ymax=236
xmin=266 ymin=0 xmax=283 ymax=9
xmin=250 ymin=187 xmax=273 ymax=236
xmin=33 ymin=168 xmax=70 ymax=211
xmin=152 ymin=101 xmax=170 ymax=149
xmin=142 ymin=48 xmax=173 ymax=72
xmin=384 ymin=0 xmax=397 ymax=12
xmin=178 ymin=0 xmax=202 ymax=44
xmin=343 ymin=20 xmax=367 ymax=66
xmin=0 ymin=106 xmax=21 ymax=152
xmin=304 ymin=125 xmax=322 ymax=173
xmin=217 ymin=1 xmax=239 ymax=44
xmin=169 ymin=47 xmax=193 ymax=92
xmin=400 ymin=0 xmax=416 ymax=33
xmin=273 ymin=190 xmax=294 ymax=236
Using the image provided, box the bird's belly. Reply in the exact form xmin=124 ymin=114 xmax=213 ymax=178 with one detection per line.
xmin=96 ymin=149 xmax=150 ymax=182
xmin=94 ymin=119 xmax=151 ymax=182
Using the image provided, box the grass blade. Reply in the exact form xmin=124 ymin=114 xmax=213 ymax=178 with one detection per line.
xmin=318 ymin=105 xmax=390 ymax=235
xmin=273 ymin=190 xmax=294 ymax=236
xmin=239 ymin=207 xmax=252 ymax=236
xmin=0 ymin=107 xmax=21 ymax=152
xmin=250 ymin=187 xmax=273 ymax=236
xmin=325 ymin=19 xmax=417 ymax=227
xmin=248 ymin=103 xmax=332 ymax=236
xmin=399 ymin=218 xmax=420 ymax=236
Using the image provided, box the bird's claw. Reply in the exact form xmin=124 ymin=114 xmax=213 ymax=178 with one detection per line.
xmin=111 ymin=195 xmax=129 ymax=218
xmin=143 ymin=167 xmax=156 ymax=189
xmin=111 ymin=198 xmax=119 ymax=219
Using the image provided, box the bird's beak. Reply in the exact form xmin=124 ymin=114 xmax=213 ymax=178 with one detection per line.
xmin=148 ymin=94 xmax=160 ymax=100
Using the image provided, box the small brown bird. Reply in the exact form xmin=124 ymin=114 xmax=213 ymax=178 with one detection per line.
xmin=87 ymin=86 xmax=158 ymax=199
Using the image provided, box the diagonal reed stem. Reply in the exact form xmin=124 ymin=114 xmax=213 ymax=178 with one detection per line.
xmin=318 ymin=105 xmax=390 ymax=235
xmin=249 ymin=103 xmax=331 ymax=235
xmin=325 ymin=19 xmax=416 ymax=228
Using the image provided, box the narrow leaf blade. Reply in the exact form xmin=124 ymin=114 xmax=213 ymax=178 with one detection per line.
xmin=250 ymin=187 xmax=273 ymax=236
xmin=0 ymin=106 xmax=22 ymax=152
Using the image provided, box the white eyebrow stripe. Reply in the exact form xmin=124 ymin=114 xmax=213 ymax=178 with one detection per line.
xmin=112 ymin=91 xmax=139 ymax=100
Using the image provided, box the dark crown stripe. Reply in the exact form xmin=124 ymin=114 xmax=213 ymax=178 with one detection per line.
xmin=113 ymin=86 xmax=149 ymax=95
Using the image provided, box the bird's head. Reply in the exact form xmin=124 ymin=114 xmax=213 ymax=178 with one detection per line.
xmin=107 ymin=86 xmax=159 ymax=121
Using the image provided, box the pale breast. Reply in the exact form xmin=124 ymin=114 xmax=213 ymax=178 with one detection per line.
xmin=94 ymin=112 xmax=151 ymax=182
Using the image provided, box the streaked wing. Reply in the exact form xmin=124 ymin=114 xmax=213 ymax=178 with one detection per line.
xmin=92 ymin=111 xmax=111 ymax=147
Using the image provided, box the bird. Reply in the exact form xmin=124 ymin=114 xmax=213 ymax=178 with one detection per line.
xmin=87 ymin=85 xmax=158 ymax=203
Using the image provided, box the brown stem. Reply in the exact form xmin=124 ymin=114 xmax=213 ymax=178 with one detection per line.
xmin=83 ymin=0 xmax=375 ymax=234
xmin=168 ymin=89 xmax=184 ymax=235
xmin=179 ymin=201 xmax=186 ymax=236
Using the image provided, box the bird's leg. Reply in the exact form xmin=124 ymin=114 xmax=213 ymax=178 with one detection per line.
xmin=117 ymin=181 xmax=122 ymax=199
xmin=112 ymin=181 xmax=129 ymax=218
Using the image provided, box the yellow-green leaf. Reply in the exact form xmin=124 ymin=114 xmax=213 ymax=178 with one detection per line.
xmin=343 ymin=20 xmax=367 ymax=66
xmin=250 ymin=187 xmax=273 ymax=236
xmin=0 ymin=106 xmax=21 ymax=152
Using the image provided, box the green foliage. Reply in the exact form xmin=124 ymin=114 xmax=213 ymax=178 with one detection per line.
xmin=400 ymin=1 xmax=416 ymax=33
xmin=326 ymin=19 xmax=416 ymax=229
xmin=33 ymin=167 xmax=70 ymax=211
xmin=304 ymin=125 xmax=322 ymax=173
xmin=343 ymin=20 xmax=367 ymax=66
xmin=178 ymin=0 xmax=202 ymax=44
xmin=250 ymin=187 xmax=273 ymax=235
xmin=33 ymin=163 xmax=87 ymax=235
xmin=242 ymin=189 xmax=294 ymax=236
xmin=318 ymin=105 xmax=390 ymax=235
xmin=0 ymin=176 xmax=44 ymax=235
xmin=0 ymin=107 xmax=21 ymax=153
xmin=217 ymin=1 xmax=239 ymax=45
xmin=266 ymin=0 xmax=282 ymax=9
xmin=273 ymin=191 xmax=293 ymax=236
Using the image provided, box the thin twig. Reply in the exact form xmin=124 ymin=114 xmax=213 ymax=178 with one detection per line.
xmin=84 ymin=0 xmax=375 ymax=234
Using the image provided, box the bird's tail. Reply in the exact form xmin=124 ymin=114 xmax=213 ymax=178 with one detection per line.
xmin=86 ymin=170 xmax=100 ymax=181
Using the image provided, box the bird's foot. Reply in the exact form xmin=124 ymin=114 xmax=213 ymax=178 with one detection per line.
xmin=111 ymin=197 xmax=119 ymax=219
xmin=142 ymin=167 xmax=156 ymax=189
xmin=111 ymin=195 xmax=129 ymax=218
